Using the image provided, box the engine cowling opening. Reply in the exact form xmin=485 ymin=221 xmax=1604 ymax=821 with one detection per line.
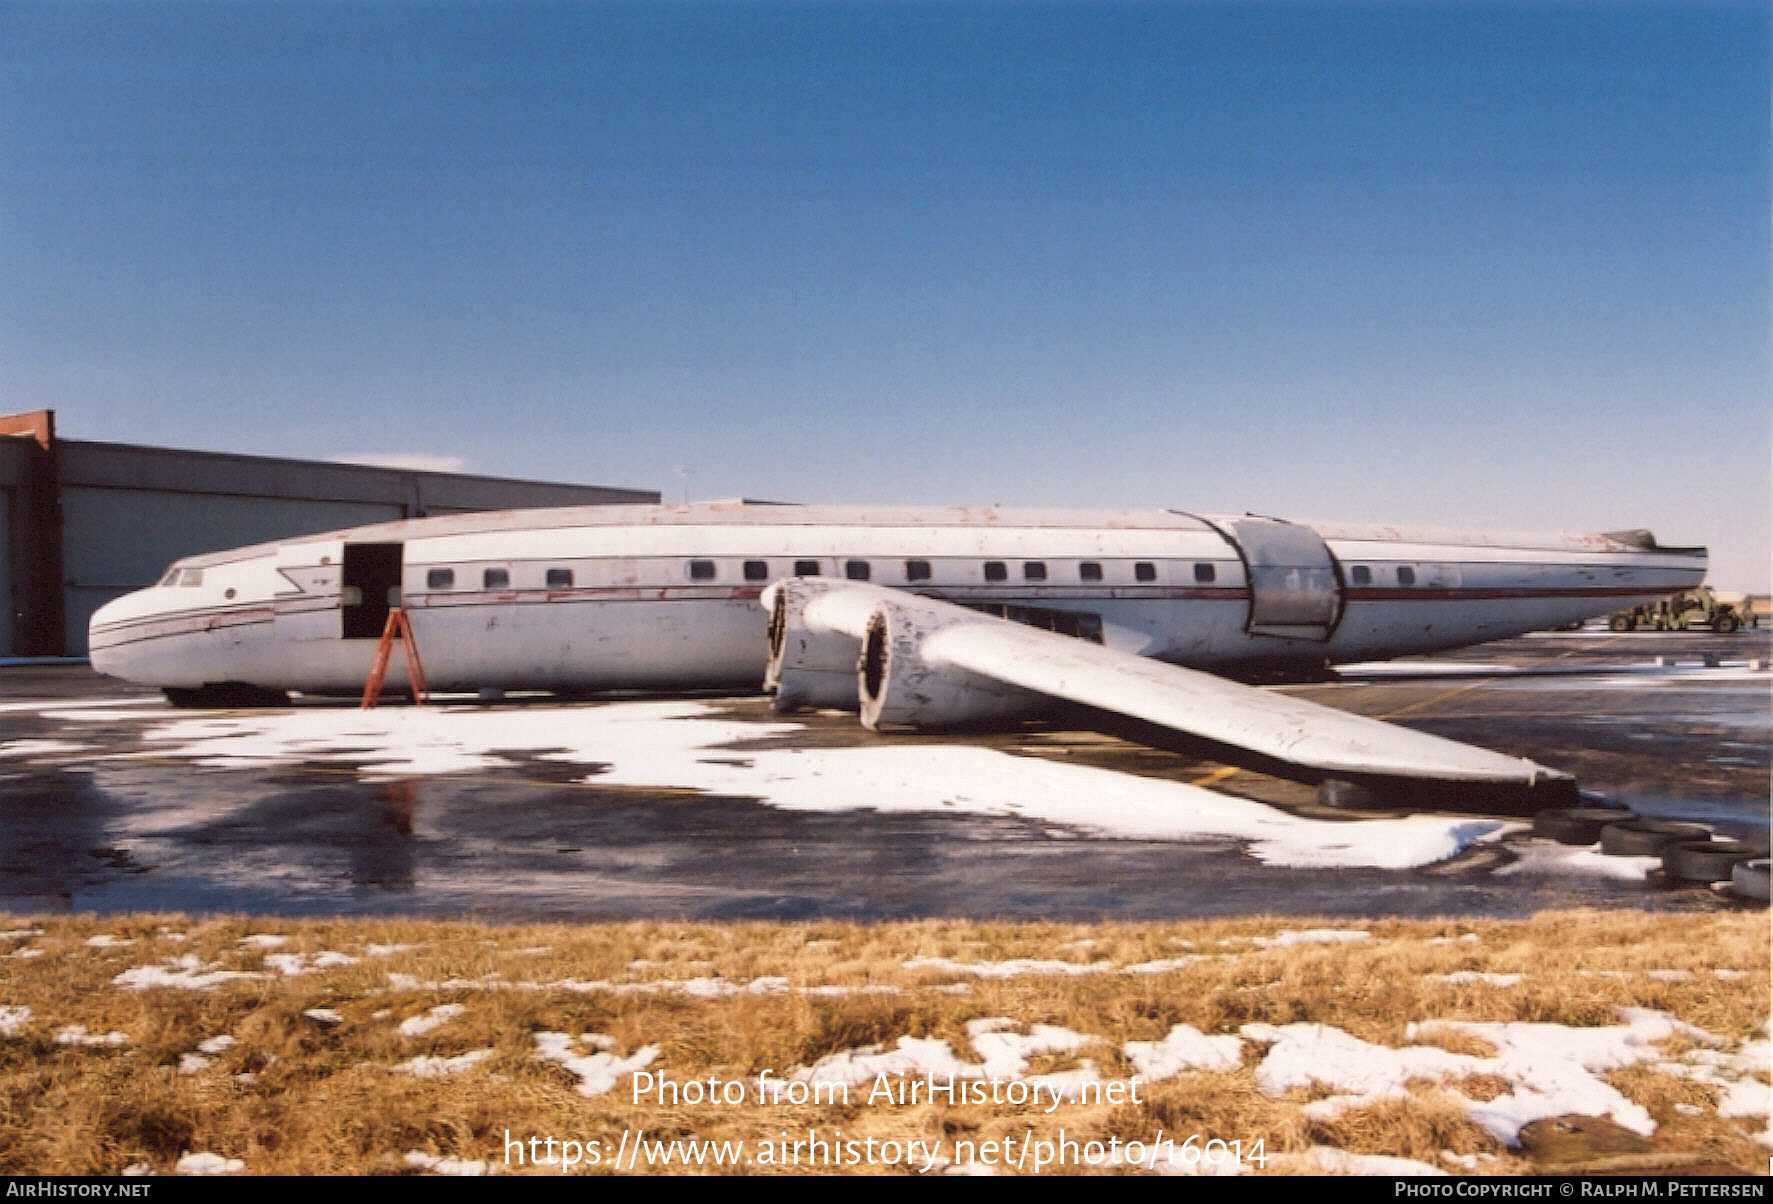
xmin=857 ymin=597 xmax=1038 ymax=731
xmin=861 ymin=612 xmax=889 ymax=704
xmin=762 ymin=579 xmax=866 ymax=713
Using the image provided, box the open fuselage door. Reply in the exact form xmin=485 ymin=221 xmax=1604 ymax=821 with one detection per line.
xmin=1184 ymin=514 xmax=1343 ymax=641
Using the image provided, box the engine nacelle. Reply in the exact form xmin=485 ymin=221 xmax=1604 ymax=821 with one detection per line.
xmin=762 ymin=579 xmax=868 ymax=712
xmin=857 ymin=594 xmax=1039 ymax=730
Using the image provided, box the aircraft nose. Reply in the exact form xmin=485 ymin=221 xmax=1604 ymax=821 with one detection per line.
xmin=87 ymin=589 xmax=150 ymax=679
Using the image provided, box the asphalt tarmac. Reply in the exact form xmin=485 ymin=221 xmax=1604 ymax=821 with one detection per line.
xmin=0 ymin=630 xmax=1766 ymax=920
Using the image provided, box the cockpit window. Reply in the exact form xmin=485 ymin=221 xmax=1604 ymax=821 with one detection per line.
xmin=178 ymin=569 xmax=205 ymax=587
xmin=158 ymin=568 xmax=180 ymax=587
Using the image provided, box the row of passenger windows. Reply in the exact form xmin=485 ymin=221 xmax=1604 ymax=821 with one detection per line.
xmin=413 ymin=561 xmax=1421 ymax=592
xmin=176 ymin=562 xmax=1418 ymax=593
xmin=1348 ymin=565 xmax=1416 ymax=586
xmin=420 ymin=560 xmax=1224 ymax=590
xmin=699 ymin=559 xmax=1214 ymax=584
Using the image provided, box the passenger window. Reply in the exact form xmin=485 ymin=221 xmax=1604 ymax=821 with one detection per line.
xmin=426 ymin=568 xmax=455 ymax=590
xmin=794 ymin=560 xmax=821 ymax=577
xmin=1134 ymin=562 xmax=1157 ymax=583
xmin=546 ymin=568 xmax=574 ymax=588
xmin=1193 ymin=563 xmax=1215 ymax=583
xmin=845 ymin=560 xmax=871 ymax=581
xmin=1079 ymin=562 xmax=1103 ymax=582
xmin=905 ymin=559 xmax=932 ymax=582
xmin=743 ymin=560 xmax=769 ymax=582
xmin=1023 ymin=562 xmax=1047 ymax=581
xmin=983 ymin=561 xmax=1007 ymax=583
xmin=483 ymin=567 xmax=510 ymax=589
xmin=688 ymin=560 xmax=717 ymax=582
xmin=1350 ymin=565 xmax=1372 ymax=586
xmin=1397 ymin=566 xmax=1417 ymax=586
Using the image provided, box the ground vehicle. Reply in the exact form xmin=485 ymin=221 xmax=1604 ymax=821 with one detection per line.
xmin=1735 ymin=593 xmax=1770 ymax=629
xmin=1607 ymin=587 xmax=1747 ymax=633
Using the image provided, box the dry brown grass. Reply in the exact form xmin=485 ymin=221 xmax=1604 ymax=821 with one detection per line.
xmin=0 ymin=910 xmax=1766 ymax=1176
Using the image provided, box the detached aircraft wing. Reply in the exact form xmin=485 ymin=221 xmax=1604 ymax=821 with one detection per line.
xmin=763 ymin=579 xmax=1572 ymax=793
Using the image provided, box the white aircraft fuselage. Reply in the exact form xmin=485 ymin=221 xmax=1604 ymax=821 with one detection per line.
xmin=89 ymin=503 xmax=1705 ymax=697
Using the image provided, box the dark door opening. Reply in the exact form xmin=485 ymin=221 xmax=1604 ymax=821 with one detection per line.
xmin=342 ymin=543 xmax=404 ymax=639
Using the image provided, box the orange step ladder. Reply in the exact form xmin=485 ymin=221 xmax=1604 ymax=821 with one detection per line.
xmin=360 ymin=608 xmax=430 ymax=709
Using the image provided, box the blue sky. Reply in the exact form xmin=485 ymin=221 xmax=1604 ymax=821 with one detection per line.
xmin=2 ymin=1 xmax=1767 ymax=586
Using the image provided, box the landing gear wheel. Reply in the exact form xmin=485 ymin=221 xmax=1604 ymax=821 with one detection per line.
xmin=1533 ymin=808 xmax=1632 ymax=845
xmin=1599 ymin=819 xmax=1712 ymax=857
xmin=1662 ymin=840 xmax=1766 ymax=884
xmin=1608 ymin=615 xmax=1633 ymax=633
xmin=1716 ymin=613 xmax=1740 ymax=634
xmin=1731 ymin=859 xmax=1770 ymax=902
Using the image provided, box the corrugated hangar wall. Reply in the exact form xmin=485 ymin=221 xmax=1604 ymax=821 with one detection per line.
xmin=0 ymin=411 xmax=660 ymax=657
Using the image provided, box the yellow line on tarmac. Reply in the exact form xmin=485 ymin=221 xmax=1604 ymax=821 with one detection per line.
xmin=1188 ymin=765 xmax=1242 ymax=788
xmin=1376 ymin=647 xmax=1583 ymax=721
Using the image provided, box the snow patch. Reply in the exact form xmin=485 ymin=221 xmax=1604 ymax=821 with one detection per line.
xmin=384 ymin=971 xmax=837 ymax=998
xmin=399 ymin=1004 xmax=466 ymax=1037
xmin=1122 ymin=1025 xmax=1243 ymax=1080
xmin=394 ymin=1049 xmax=492 ymax=1078
xmin=178 ymin=1033 xmax=235 ymax=1072
xmin=175 ymin=1152 xmax=244 ymax=1176
xmin=265 ymin=950 xmax=358 ymax=976
xmin=1251 ymin=929 xmax=1371 ymax=948
xmin=404 ymin=1150 xmax=489 ymax=1176
xmin=1497 ymin=844 xmax=1661 ymax=880
xmin=1718 ymin=1079 xmax=1771 ymax=1119
xmin=1440 ymin=1150 xmax=1499 ymax=1171
xmin=905 ymin=956 xmax=1112 ymax=978
xmin=114 ymin=955 xmax=266 ymax=991
xmin=1123 ymin=957 xmax=1210 ymax=974
xmin=532 ymin=1032 xmax=659 ymax=1097
xmin=1244 ymin=1008 xmax=1722 ymax=1144
xmin=1428 ymin=972 xmax=1523 ymax=987
xmin=0 ymin=1006 xmax=31 ymax=1037
xmin=54 ymin=1025 xmax=128 ymax=1047
xmin=788 ymin=1017 xmax=1099 ymax=1096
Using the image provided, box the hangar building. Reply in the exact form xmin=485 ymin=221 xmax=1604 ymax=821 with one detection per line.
xmin=0 ymin=410 xmax=659 ymax=657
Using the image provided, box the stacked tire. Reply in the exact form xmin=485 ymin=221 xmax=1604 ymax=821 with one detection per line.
xmin=1531 ymin=808 xmax=1627 ymax=845
xmin=1732 ymin=860 xmax=1771 ymax=902
xmin=1598 ymin=819 xmax=1711 ymax=856
xmin=1530 ymin=807 xmax=1768 ymax=902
